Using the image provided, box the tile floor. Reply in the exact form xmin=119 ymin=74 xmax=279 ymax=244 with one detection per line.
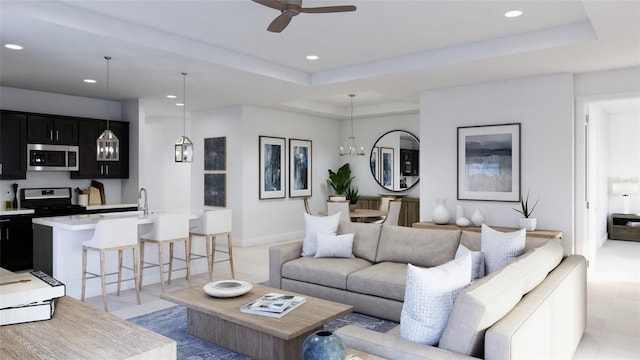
xmin=83 ymin=239 xmax=640 ymax=359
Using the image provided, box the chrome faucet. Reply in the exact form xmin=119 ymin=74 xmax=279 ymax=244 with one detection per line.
xmin=138 ymin=187 xmax=148 ymax=216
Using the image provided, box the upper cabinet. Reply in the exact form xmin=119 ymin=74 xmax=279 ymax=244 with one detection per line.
xmin=71 ymin=119 xmax=129 ymax=179
xmin=27 ymin=115 xmax=78 ymax=145
xmin=0 ymin=111 xmax=27 ymax=179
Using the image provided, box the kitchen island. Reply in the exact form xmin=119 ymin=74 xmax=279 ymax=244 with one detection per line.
xmin=32 ymin=210 xmax=207 ymax=299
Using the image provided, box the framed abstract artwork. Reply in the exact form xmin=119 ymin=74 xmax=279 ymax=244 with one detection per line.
xmin=259 ymin=136 xmax=286 ymax=199
xmin=457 ymin=123 xmax=521 ymax=201
xmin=204 ymin=173 xmax=226 ymax=207
xmin=289 ymin=138 xmax=312 ymax=198
xmin=381 ymin=147 xmax=394 ymax=188
xmin=204 ymin=137 xmax=226 ymax=171
xmin=370 ymin=146 xmax=380 ymax=182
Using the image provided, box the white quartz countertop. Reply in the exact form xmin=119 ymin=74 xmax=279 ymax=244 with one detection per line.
xmin=85 ymin=203 xmax=138 ymax=211
xmin=0 ymin=208 xmax=35 ymax=216
xmin=32 ymin=210 xmax=202 ymax=231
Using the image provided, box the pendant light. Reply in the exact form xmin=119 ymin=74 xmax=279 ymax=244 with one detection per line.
xmin=175 ymin=72 xmax=193 ymax=162
xmin=339 ymin=94 xmax=365 ymax=156
xmin=96 ymin=56 xmax=120 ymax=161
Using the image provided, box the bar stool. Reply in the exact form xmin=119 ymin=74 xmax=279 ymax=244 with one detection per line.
xmin=81 ymin=217 xmax=140 ymax=312
xmin=139 ymin=213 xmax=190 ymax=292
xmin=189 ymin=209 xmax=234 ymax=281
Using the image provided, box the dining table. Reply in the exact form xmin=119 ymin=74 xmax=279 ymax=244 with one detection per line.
xmin=318 ymin=208 xmax=387 ymax=222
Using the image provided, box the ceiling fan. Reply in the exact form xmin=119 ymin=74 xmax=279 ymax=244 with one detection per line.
xmin=253 ymin=0 xmax=356 ymax=33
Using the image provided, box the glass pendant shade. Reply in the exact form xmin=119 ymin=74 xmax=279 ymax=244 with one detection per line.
xmin=340 ymin=94 xmax=365 ymax=156
xmin=175 ymin=135 xmax=193 ymax=162
xmin=97 ymin=129 xmax=120 ymax=161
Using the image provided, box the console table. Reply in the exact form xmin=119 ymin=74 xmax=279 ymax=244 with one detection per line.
xmin=609 ymin=213 xmax=640 ymax=241
xmin=412 ymin=221 xmax=563 ymax=239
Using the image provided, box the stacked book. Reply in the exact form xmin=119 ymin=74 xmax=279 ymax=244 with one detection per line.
xmin=240 ymin=292 xmax=306 ymax=318
xmin=0 ymin=271 xmax=66 ymax=326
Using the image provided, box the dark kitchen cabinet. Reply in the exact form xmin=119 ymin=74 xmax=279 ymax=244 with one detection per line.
xmin=0 ymin=214 xmax=33 ymax=271
xmin=71 ymin=119 xmax=129 ymax=179
xmin=27 ymin=115 xmax=78 ymax=145
xmin=400 ymin=149 xmax=419 ymax=176
xmin=0 ymin=110 xmax=27 ymax=179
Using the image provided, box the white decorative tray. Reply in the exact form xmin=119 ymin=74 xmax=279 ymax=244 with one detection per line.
xmin=203 ymin=280 xmax=253 ymax=298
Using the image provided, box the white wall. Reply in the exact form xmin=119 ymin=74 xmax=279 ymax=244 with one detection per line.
xmin=345 ymin=113 xmax=420 ymax=198
xmin=420 ymin=73 xmax=574 ymax=253
xmin=0 ymin=86 xmax=129 ymax=205
xmin=608 ymin=112 xmax=640 ymax=214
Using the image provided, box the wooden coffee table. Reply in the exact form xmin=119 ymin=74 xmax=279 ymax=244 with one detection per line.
xmin=161 ymin=284 xmax=353 ymax=360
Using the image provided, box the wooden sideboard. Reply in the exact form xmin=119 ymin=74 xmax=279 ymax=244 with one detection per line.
xmin=357 ymin=195 xmax=419 ymax=227
xmin=412 ymin=221 xmax=563 ymax=239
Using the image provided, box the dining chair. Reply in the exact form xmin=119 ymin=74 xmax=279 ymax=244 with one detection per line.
xmin=302 ymin=197 xmax=312 ymax=215
xmin=366 ymin=195 xmax=395 ymax=223
xmin=189 ymin=209 xmax=235 ymax=281
xmin=369 ymin=199 xmax=402 ymax=225
xmin=139 ymin=212 xmax=191 ymax=292
xmin=327 ymin=200 xmax=351 ymax=222
xmin=81 ymin=217 xmax=140 ymax=312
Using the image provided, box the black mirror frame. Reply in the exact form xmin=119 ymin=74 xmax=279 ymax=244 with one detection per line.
xmin=370 ymin=129 xmax=420 ymax=192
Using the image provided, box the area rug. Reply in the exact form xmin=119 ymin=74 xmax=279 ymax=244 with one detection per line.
xmin=129 ymin=305 xmax=398 ymax=359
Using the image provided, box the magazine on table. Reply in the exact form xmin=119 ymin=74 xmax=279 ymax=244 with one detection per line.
xmin=0 ymin=299 xmax=56 ymax=326
xmin=240 ymin=293 xmax=306 ymax=318
xmin=0 ymin=271 xmax=66 ymax=309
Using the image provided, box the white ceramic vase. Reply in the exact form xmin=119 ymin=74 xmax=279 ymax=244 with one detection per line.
xmin=471 ymin=209 xmax=484 ymax=227
xmin=519 ymin=217 xmax=537 ymax=231
xmin=432 ymin=198 xmax=451 ymax=224
xmin=456 ymin=205 xmax=464 ymax=220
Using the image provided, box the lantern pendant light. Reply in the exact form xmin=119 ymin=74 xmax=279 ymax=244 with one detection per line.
xmin=96 ymin=56 xmax=119 ymax=161
xmin=175 ymin=72 xmax=193 ymax=162
xmin=339 ymin=94 xmax=365 ymax=156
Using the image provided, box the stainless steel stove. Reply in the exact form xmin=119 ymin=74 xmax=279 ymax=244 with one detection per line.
xmin=20 ymin=187 xmax=86 ymax=217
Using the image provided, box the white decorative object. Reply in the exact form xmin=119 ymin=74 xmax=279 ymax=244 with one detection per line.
xmin=480 ymin=224 xmax=526 ymax=274
xmin=400 ymin=255 xmax=472 ymax=345
xmin=432 ymin=198 xmax=451 ymax=224
xmin=471 ymin=209 xmax=484 ymax=226
xmin=456 ymin=217 xmax=471 ymax=227
xmin=456 ymin=205 xmax=464 ymax=220
xmin=519 ymin=217 xmax=537 ymax=231
xmin=203 ymin=280 xmax=253 ymax=298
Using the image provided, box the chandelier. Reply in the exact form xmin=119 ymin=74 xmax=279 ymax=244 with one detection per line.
xmin=96 ymin=56 xmax=119 ymax=161
xmin=339 ymin=94 xmax=364 ymax=156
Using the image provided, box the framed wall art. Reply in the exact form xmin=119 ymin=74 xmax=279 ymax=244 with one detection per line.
xmin=370 ymin=146 xmax=380 ymax=182
xmin=289 ymin=138 xmax=312 ymax=198
xmin=457 ymin=123 xmax=521 ymax=201
xmin=259 ymin=136 xmax=286 ymax=199
xmin=204 ymin=137 xmax=226 ymax=171
xmin=204 ymin=173 xmax=226 ymax=207
xmin=381 ymin=147 xmax=394 ymax=188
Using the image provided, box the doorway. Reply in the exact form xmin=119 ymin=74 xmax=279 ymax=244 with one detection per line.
xmin=575 ymin=93 xmax=640 ymax=278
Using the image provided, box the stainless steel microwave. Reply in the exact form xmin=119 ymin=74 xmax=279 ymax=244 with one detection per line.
xmin=27 ymin=144 xmax=79 ymax=171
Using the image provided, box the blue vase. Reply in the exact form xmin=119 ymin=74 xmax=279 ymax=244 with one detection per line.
xmin=301 ymin=330 xmax=346 ymax=360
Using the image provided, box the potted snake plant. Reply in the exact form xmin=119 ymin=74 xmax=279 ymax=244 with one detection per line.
xmin=513 ymin=192 xmax=539 ymax=231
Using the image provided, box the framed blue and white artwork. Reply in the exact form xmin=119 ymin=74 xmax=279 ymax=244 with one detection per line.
xmin=289 ymin=138 xmax=312 ymax=198
xmin=259 ymin=136 xmax=286 ymax=199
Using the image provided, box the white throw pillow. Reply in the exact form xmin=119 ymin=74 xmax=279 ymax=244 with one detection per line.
xmin=301 ymin=212 xmax=341 ymax=256
xmin=481 ymin=224 xmax=526 ymax=274
xmin=400 ymin=254 xmax=472 ymax=345
xmin=455 ymin=245 xmax=485 ymax=281
xmin=314 ymin=233 xmax=355 ymax=258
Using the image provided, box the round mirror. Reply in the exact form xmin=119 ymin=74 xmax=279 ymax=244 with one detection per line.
xmin=370 ymin=130 xmax=420 ymax=192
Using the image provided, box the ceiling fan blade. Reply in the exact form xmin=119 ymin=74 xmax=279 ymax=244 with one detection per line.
xmin=267 ymin=14 xmax=292 ymax=33
xmin=252 ymin=0 xmax=286 ymax=11
xmin=299 ymin=5 xmax=356 ymax=13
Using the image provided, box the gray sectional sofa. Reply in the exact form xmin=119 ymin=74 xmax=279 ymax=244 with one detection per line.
xmin=269 ymin=221 xmax=586 ymax=359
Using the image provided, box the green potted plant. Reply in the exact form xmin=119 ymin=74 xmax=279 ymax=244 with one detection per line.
xmin=328 ymin=163 xmax=354 ymax=198
xmin=513 ymin=191 xmax=539 ymax=231
xmin=345 ymin=184 xmax=360 ymax=211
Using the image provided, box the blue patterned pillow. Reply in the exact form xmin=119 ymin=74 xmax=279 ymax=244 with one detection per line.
xmin=481 ymin=224 xmax=526 ymax=274
xmin=400 ymin=254 xmax=472 ymax=345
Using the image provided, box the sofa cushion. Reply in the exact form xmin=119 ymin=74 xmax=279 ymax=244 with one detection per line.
xmin=481 ymin=224 xmax=526 ymax=274
xmin=376 ymin=226 xmax=461 ymax=268
xmin=400 ymin=254 xmax=472 ymax=345
xmin=314 ymin=233 xmax=354 ymax=258
xmin=337 ymin=221 xmax=382 ymax=263
xmin=456 ymin=245 xmax=485 ymax=280
xmin=282 ymin=256 xmax=372 ymax=290
xmin=347 ymin=262 xmax=408 ymax=302
xmin=508 ymin=240 xmax=563 ymax=294
xmin=462 ymin=229 xmax=550 ymax=252
xmin=438 ymin=256 xmax=526 ymax=357
xmin=302 ymin=212 xmax=341 ymax=256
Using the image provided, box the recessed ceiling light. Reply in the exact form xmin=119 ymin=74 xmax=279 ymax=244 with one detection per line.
xmin=306 ymin=55 xmax=319 ymax=60
xmin=5 ymin=44 xmax=23 ymax=50
xmin=505 ymin=10 xmax=523 ymax=18
xmin=83 ymin=79 xmax=97 ymax=84
xmin=167 ymin=95 xmax=177 ymax=99
xmin=176 ymin=103 xmax=184 ymax=107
